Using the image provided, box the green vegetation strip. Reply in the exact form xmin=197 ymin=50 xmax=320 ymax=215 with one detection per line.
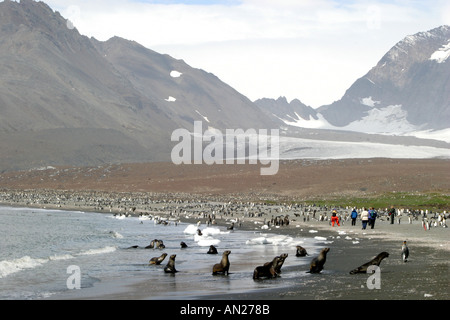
xmin=303 ymin=192 xmax=450 ymax=211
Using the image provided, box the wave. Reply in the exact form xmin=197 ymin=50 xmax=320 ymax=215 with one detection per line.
xmin=0 ymin=256 xmax=48 ymax=278
xmin=0 ymin=246 xmax=117 ymax=279
xmin=77 ymin=246 xmax=117 ymax=256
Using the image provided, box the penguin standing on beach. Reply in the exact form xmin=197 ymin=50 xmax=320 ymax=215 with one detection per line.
xmin=401 ymin=241 xmax=409 ymax=263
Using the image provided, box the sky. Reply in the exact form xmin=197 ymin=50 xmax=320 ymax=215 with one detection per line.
xmin=44 ymin=0 xmax=450 ymax=108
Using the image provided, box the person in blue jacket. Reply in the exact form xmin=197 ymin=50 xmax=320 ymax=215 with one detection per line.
xmin=351 ymin=208 xmax=358 ymax=226
xmin=368 ymin=207 xmax=377 ymax=229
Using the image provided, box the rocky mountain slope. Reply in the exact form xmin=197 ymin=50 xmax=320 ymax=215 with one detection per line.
xmin=0 ymin=0 xmax=275 ymax=171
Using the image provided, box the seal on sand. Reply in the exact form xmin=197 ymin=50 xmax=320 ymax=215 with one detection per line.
xmin=164 ymin=254 xmax=178 ymax=273
xmin=212 ymin=250 xmax=231 ymax=275
xmin=308 ymin=248 xmax=330 ymax=274
xmin=253 ymin=256 xmax=280 ymax=279
xmin=180 ymin=241 xmax=188 ymax=248
xmin=207 ymin=245 xmax=218 ymax=254
xmin=149 ymin=253 xmax=167 ymax=265
xmin=296 ymin=246 xmax=308 ymax=257
xmin=349 ymin=252 xmax=389 ymax=274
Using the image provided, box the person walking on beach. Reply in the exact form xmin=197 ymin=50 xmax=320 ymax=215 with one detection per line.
xmin=331 ymin=210 xmax=340 ymax=227
xmin=361 ymin=207 xmax=369 ymax=230
xmin=388 ymin=206 xmax=396 ymax=224
xmin=351 ymin=208 xmax=358 ymax=226
xmin=368 ymin=207 xmax=377 ymax=229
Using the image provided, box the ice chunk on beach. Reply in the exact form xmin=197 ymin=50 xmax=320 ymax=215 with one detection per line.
xmin=246 ymin=235 xmax=294 ymax=246
xmin=183 ymin=224 xmax=198 ymax=235
xmin=165 ymin=96 xmax=176 ymax=102
xmin=196 ymin=238 xmax=221 ymax=247
xmin=314 ymin=236 xmax=328 ymax=241
xmin=246 ymin=237 xmax=270 ymax=245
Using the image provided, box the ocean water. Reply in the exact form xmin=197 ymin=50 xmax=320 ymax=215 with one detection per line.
xmin=0 ymin=206 xmax=322 ymax=300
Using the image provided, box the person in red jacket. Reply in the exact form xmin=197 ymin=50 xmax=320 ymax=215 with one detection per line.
xmin=331 ymin=210 xmax=340 ymax=227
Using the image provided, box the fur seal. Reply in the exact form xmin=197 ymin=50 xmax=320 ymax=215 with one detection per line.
xmin=164 ymin=254 xmax=178 ymax=273
xmin=212 ymin=250 xmax=231 ymax=275
xmin=264 ymin=253 xmax=288 ymax=274
xmin=296 ymin=246 xmax=308 ymax=257
xmin=149 ymin=253 xmax=167 ymax=265
xmin=308 ymin=248 xmax=330 ymax=274
xmin=180 ymin=241 xmax=188 ymax=248
xmin=145 ymin=239 xmax=165 ymax=249
xmin=207 ymin=245 xmax=218 ymax=254
xmin=349 ymin=252 xmax=389 ymax=274
xmin=253 ymin=256 xmax=280 ymax=279
xmin=401 ymin=241 xmax=409 ymax=262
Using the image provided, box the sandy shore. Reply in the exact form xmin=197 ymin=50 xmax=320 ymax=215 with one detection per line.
xmin=1 ymin=189 xmax=448 ymax=301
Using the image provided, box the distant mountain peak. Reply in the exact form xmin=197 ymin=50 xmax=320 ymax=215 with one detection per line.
xmin=314 ymin=25 xmax=450 ymax=131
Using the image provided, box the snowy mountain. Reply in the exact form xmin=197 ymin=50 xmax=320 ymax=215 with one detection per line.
xmin=265 ymin=26 xmax=450 ymax=140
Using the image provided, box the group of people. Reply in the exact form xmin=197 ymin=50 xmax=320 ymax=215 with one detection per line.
xmin=331 ymin=206 xmax=397 ymax=230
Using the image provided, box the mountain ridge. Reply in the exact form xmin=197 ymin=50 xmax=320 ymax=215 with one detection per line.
xmin=261 ymin=25 xmax=450 ymax=134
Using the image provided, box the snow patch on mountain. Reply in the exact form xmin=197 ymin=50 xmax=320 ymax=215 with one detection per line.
xmin=429 ymin=41 xmax=450 ymax=63
xmin=195 ymin=110 xmax=210 ymax=123
xmin=343 ymin=105 xmax=419 ymax=134
xmin=283 ymin=104 xmax=418 ymax=134
xmin=360 ymin=96 xmax=380 ymax=107
xmin=170 ymin=70 xmax=183 ymax=78
xmin=405 ymin=128 xmax=450 ymax=143
xmin=283 ymin=113 xmax=336 ymax=130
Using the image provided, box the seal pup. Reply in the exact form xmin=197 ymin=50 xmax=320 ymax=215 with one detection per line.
xmin=149 ymin=253 xmax=167 ymax=265
xmin=296 ymin=246 xmax=308 ymax=257
xmin=212 ymin=250 xmax=231 ymax=275
xmin=207 ymin=245 xmax=218 ymax=254
xmin=253 ymin=256 xmax=280 ymax=279
xmin=164 ymin=254 xmax=178 ymax=273
xmin=349 ymin=252 xmax=389 ymax=274
xmin=401 ymin=241 xmax=409 ymax=262
xmin=307 ymin=248 xmax=330 ymax=274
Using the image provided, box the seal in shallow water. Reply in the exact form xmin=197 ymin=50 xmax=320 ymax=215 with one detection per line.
xmin=296 ymin=246 xmax=308 ymax=257
xmin=349 ymin=252 xmax=389 ymax=274
xmin=308 ymin=248 xmax=330 ymax=274
xmin=253 ymin=256 xmax=280 ymax=279
xmin=164 ymin=254 xmax=178 ymax=273
xmin=212 ymin=250 xmax=231 ymax=275
xmin=207 ymin=245 xmax=218 ymax=254
xmin=149 ymin=253 xmax=167 ymax=265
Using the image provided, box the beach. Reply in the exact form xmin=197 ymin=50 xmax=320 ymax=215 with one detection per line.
xmin=1 ymin=188 xmax=448 ymax=301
